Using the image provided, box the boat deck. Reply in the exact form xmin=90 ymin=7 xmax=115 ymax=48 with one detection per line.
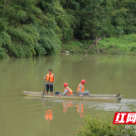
xmin=22 ymin=91 xmax=123 ymax=102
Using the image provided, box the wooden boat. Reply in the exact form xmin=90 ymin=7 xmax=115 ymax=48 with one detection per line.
xmin=22 ymin=91 xmax=123 ymax=102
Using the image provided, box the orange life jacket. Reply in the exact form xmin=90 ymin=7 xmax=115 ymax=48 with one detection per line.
xmin=63 ymin=87 xmax=73 ymax=95
xmin=46 ymin=73 xmax=54 ymax=82
xmin=77 ymin=83 xmax=84 ymax=92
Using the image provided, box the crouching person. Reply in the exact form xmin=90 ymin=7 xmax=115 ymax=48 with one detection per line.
xmin=77 ymin=80 xmax=89 ymax=95
xmin=61 ymin=83 xmax=73 ymax=95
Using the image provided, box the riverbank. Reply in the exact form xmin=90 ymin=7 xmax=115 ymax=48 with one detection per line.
xmin=1 ymin=34 xmax=136 ymax=59
xmin=1 ymin=0 xmax=136 ymax=59
xmin=68 ymin=114 xmax=135 ymax=136
xmin=61 ymin=34 xmax=136 ymax=55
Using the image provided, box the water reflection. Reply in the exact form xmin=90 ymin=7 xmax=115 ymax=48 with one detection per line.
xmin=23 ymin=96 xmax=85 ymax=120
xmin=76 ymin=102 xmax=84 ymax=118
xmin=63 ymin=101 xmax=73 ymax=113
xmin=45 ymin=110 xmax=53 ymax=121
xmin=43 ymin=100 xmax=53 ymax=123
xmin=62 ymin=100 xmax=84 ymax=117
xmin=23 ymin=96 xmax=136 ymax=116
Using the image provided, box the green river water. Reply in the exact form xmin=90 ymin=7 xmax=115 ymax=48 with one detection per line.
xmin=0 ymin=54 xmax=136 ymax=136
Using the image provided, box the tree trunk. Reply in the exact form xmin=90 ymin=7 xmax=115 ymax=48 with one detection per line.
xmin=3 ymin=0 xmax=7 ymax=16
xmin=95 ymin=37 xmax=99 ymax=52
xmin=87 ymin=37 xmax=101 ymax=51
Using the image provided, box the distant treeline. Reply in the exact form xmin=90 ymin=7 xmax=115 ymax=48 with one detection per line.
xmin=0 ymin=0 xmax=136 ymax=58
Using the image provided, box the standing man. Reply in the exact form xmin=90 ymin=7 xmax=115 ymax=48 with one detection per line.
xmin=43 ymin=69 xmax=55 ymax=95
xmin=77 ymin=79 xmax=89 ymax=95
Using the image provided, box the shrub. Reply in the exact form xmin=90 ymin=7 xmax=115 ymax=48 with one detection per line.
xmin=0 ymin=18 xmax=7 ymax=34
xmin=69 ymin=114 xmax=135 ymax=136
xmin=0 ymin=47 xmax=7 ymax=58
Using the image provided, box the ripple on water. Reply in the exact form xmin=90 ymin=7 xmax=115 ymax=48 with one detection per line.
xmin=87 ymin=99 xmax=136 ymax=112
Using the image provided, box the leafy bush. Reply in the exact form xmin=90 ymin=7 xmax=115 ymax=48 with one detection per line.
xmin=0 ymin=18 xmax=7 ymax=34
xmin=69 ymin=114 xmax=135 ymax=136
xmin=0 ymin=47 xmax=7 ymax=58
xmin=115 ymin=26 xmax=124 ymax=35
xmin=0 ymin=0 xmax=61 ymax=58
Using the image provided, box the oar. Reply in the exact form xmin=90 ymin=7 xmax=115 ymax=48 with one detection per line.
xmin=42 ymin=80 xmax=45 ymax=99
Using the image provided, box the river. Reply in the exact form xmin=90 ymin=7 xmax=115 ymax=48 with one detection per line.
xmin=0 ymin=54 xmax=136 ymax=136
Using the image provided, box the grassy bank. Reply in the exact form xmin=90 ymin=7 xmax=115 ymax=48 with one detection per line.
xmin=68 ymin=114 xmax=135 ymax=136
xmin=98 ymin=34 xmax=136 ymax=55
xmin=61 ymin=34 xmax=136 ymax=55
xmin=1 ymin=34 xmax=136 ymax=58
xmin=61 ymin=40 xmax=92 ymax=53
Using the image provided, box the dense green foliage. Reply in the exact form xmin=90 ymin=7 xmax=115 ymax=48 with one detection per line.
xmin=69 ymin=114 xmax=135 ymax=136
xmin=0 ymin=0 xmax=62 ymax=58
xmin=0 ymin=0 xmax=136 ymax=58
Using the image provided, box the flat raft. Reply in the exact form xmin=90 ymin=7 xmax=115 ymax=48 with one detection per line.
xmin=22 ymin=91 xmax=123 ymax=102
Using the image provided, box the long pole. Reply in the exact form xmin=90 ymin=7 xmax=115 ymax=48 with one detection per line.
xmin=42 ymin=80 xmax=45 ymax=99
